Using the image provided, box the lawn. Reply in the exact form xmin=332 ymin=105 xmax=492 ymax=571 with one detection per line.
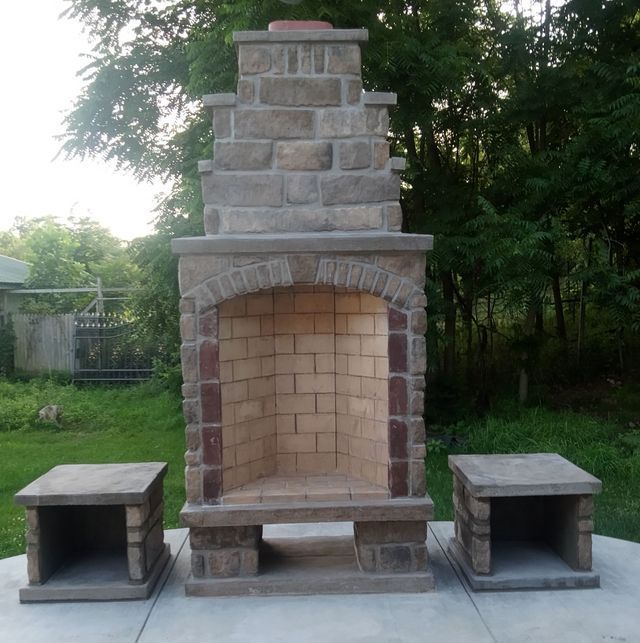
xmin=1 ymin=378 xmax=639 ymax=560
xmin=0 ymin=378 xmax=185 ymax=559
xmin=427 ymin=402 xmax=640 ymax=543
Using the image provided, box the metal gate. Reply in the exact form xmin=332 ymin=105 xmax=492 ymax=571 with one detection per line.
xmin=73 ymin=313 xmax=154 ymax=383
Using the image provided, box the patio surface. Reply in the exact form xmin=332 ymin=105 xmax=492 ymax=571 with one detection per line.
xmin=1 ymin=521 xmax=639 ymax=642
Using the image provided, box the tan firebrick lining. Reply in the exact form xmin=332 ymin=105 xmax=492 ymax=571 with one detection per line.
xmin=218 ymin=285 xmax=389 ymax=492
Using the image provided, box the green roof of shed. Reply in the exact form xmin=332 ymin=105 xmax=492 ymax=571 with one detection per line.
xmin=0 ymin=255 xmax=29 ymax=286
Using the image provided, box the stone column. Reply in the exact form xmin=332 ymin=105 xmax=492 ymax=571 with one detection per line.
xmin=354 ymin=521 xmax=428 ymax=573
xmin=452 ymin=476 xmax=491 ymax=574
xmin=190 ymin=526 xmax=261 ymax=578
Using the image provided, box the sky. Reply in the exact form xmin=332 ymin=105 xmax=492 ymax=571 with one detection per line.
xmin=0 ymin=1 xmax=165 ymax=242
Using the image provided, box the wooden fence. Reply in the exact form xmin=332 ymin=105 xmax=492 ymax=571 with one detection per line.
xmin=13 ymin=314 xmax=75 ymax=373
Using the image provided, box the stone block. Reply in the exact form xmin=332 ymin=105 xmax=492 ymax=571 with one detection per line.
xmin=259 ymin=77 xmax=342 ymax=106
xmin=212 ymin=110 xmax=231 ymax=138
xmin=203 ymin=205 xmax=219 ymax=235
xmin=390 ymin=157 xmax=406 ymax=172
xmin=238 ymin=45 xmax=271 ymax=74
xmin=127 ymin=544 xmax=146 ymax=581
xmin=389 ymin=460 xmax=409 ymax=497
xmin=354 ymin=521 xmax=426 ymax=545
xmin=287 ymin=255 xmax=319 ymax=282
xmin=339 ymin=141 xmax=371 ymax=169
xmin=347 ymin=80 xmax=363 ymax=104
xmin=327 ymin=45 xmax=361 ymax=74
xmin=180 ymin=344 xmax=197 ymax=383
xmin=410 ymin=460 xmax=427 ymax=497
xmin=234 ymin=109 xmax=315 ymax=139
xmin=318 ymin=109 xmax=367 ymax=138
xmin=389 ymin=376 xmax=408 ymax=415
xmin=276 ymin=142 xmax=332 ymax=171
xmin=190 ymin=526 xmax=261 ymax=550
xmin=219 ymin=206 xmax=383 ymax=234
xmin=201 ymin=426 xmax=222 ymax=466
xmin=389 ymin=418 xmax=408 ymax=459
xmin=237 ymin=79 xmax=254 ymax=104
xmin=389 ymin=333 xmax=408 ymax=373
xmin=373 ymin=141 xmax=390 ymax=170
xmin=202 ymin=466 xmax=222 ymax=501
xmin=378 ymin=545 xmax=412 ymax=572
xmin=202 ymin=174 xmax=283 ymax=207
xmin=363 ymin=92 xmax=397 ymax=106
xmin=321 ymin=174 xmax=400 ymax=206
xmin=366 ymin=107 xmax=390 ymax=136
xmin=207 ymin=549 xmax=241 ymax=577
xmin=213 ymin=141 xmax=273 ymax=171
xmin=313 ymin=45 xmax=325 ymax=73
xmin=286 ymin=175 xmax=319 ymax=204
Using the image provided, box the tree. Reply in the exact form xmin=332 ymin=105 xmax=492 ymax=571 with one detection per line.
xmin=60 ymin=0 xmax=640 ymax=404
xmin=2 ymin=216 xmax=138 ymax=313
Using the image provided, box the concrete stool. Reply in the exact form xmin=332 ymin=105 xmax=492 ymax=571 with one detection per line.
xmin=14 ymin=463 xmax=170 ymax=602
xmin=447 ymin=453 xmax=602 ymax=590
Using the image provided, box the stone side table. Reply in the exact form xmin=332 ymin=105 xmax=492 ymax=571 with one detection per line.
xmin=447 ymin=453 xmax=602 ymax=590
xmin=14 ymin=463 xmax=171 ymax=602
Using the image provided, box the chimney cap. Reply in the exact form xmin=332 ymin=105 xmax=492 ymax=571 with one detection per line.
xmin=269 ymin=20 xmax=333 ymax=31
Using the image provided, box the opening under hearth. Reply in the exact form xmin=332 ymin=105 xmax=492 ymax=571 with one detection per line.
xmin=218 ymin=285 xmax=390 ymax=500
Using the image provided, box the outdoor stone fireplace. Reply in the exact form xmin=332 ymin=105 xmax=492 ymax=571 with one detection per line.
xmin=173 ymin=22 xmax=434 ymax=594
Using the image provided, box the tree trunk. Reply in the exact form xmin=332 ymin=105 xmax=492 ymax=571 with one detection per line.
xmin=577 ymin=238 xmax=593 ymax=366
xmin=518 ymin=305 xmax=537 ymax=405
xmin=441 ymin=271 xmax=456 ymax=379
xmin=518 ymin=368 xmax=529 ymax=405
xmin=551 ymin=273 xmax=567 ymax=340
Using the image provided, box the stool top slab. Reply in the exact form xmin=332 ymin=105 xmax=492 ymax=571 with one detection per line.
xmin=15 ymin=463 xmax=168 ymax=506
xmin=448 ymin=453 xmax=602 ymax=498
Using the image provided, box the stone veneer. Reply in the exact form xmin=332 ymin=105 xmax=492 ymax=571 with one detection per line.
xmin=173 ymin=25 xmax=434 ymax=589
xmin=178 ymin=259 xmax=428 ymax=503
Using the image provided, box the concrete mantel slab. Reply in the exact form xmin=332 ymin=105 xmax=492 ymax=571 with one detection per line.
xmin=448 ymin=453 xmax=603 ymax=497
xmin=15 ymin=463 xmax=168 ymax=506
xmin=233 ymin=29 xmax=369 ymax=45
xmin=171 ymin=232 xmax=433 ymax=256
xmin=180 ymin=496 xmax=434 ymax=528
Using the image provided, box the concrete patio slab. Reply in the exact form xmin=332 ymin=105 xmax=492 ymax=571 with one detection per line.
xmin=1 ymin=522 xmax=639 ymax=642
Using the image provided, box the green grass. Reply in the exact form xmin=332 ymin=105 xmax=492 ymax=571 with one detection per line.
xmin=1 ymin=378 xmax=639 ymax=560
xmin=426 ymin=405 xmax=640 ymax=543
xmin=0 ymin=379 xmax=185 ymax=559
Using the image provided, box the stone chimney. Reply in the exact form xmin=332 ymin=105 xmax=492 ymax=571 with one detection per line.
xmin=172 ymin=23 xmax=434 ymax=593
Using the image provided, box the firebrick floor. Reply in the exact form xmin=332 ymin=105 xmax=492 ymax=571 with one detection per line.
xmin=222 ymin=472 xmax=389 ymax=504
xmin=1 ymin=522 xmax=639 ymax=643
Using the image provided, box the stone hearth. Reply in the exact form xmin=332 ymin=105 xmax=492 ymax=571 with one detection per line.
xmin=173 ymin=22 xmax=433 ymax=595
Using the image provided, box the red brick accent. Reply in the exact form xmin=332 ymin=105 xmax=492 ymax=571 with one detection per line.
xmin=388 ymin=333 xmax=407 ymax=373
xmin=201 ymin=425 xmax=222 ymax=466
xmin=388 ymin=419 xmax=408 ymax=459
xmin=199 ymin=309 xmax=218 ymax=338
xmin=388 ymin=308 xmax=407 ymax=330
xmin=202 ymin=467 xmax=222 ymax=501
xmin=199 ymin=341 xmax=220 ymax=380
xmin=389 ymin=377 xmax=408 ymax=415
xmin=201 ymin=383 xmax=222 ymax=423
xmin=389 ymin=461 xmax=409 ymax=497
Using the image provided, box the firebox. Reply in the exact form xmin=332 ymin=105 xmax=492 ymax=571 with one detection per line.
xmin=173 ymin=21 xmax=434 ymax=595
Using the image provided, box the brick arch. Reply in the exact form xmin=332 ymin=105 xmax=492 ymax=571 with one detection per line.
xmin=183 ymin=255 xmax=424 ymax=314
xmin=313 ymin=258 xmax=423 ymax=311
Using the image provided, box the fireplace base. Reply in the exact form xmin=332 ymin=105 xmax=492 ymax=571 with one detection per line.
xmin=185 ymin=536 xmax=434 ymax=596
xmin=181 ymin=493 xmax=434 ymax=595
